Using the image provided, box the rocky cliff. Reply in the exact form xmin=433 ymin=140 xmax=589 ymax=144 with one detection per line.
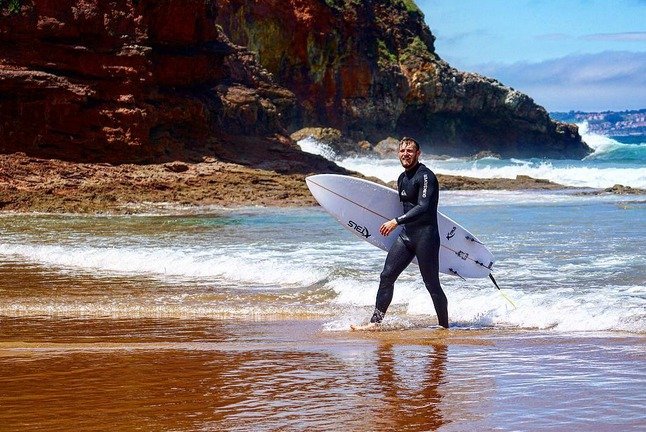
xmin=216 ymin=0 xmax=591 ymax=158
xmin=0 ymin=0 xmax=590 ymax=168
xmin=0 ymin=0 xmax=342 ymax=172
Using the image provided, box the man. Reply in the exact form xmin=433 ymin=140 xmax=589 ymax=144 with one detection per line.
xmin=360 ymin=137 xmax=449 ymax=329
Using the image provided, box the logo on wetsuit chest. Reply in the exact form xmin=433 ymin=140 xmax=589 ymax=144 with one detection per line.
xmin=348 ymin=220 xmax=371 ymax=238
xmin=422 ymin=174 xmax=428 ymax=198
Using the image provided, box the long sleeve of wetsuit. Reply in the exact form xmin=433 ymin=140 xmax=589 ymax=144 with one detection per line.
xmin=394 ymin=171 xmax=435 ymax=225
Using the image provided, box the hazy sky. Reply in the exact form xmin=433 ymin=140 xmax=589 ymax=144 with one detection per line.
xmin=417 ymin=0 xmax=645 ymax=112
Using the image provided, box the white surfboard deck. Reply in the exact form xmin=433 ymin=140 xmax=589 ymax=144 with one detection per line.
xmin=306 ymin=174 xmax=494 ymax=279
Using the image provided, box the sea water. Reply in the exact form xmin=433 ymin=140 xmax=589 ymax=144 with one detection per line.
xmin=299 ymin=122 xmax=646 ymax=189
xmin=1 ymin=121 xmax=644 ymax=331
xmin=0 ymin=191 xmax=643 ymax=333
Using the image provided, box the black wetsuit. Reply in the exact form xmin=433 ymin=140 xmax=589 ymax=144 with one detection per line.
xmin=371 ymin=162 xmax=449 ymax=328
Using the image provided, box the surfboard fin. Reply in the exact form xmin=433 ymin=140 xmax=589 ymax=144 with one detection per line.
xmin=490 ymin=273 xmax=517 ymax=309
xmin=449 ymin=268 xmax=466 ymax=281
xmin=489 ymin=273 xmax=501 ymax=290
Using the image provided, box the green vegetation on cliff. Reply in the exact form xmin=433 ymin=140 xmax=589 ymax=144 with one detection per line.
xmin=400 ymin=35 xmax=434 ymax=63
xmin=397 ymin=0 xmax=421 ymax=14
xmin=324 ymin=0 xmax=360 ymax=11
xmin=0 ymin=0 xmax=22 ymax=13
xmin=324 ymin=0 xmax=420 ymax=15
xmin=377 ymin=39 xmax=398 ymax=67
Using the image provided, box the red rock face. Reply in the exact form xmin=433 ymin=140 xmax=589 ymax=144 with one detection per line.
xmin=216 ymin=0 xmax=591 ymax=158
xmin=216 ymin=0 xmax=427 ymax=133
xmin=0 ymin=0 xmax=590 ymax=163
xmin=0 ymin=0 xmax=297 ymax=164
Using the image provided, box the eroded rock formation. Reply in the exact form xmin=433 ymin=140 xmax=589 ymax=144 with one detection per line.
xmin=0 ymin=0 xmax=342 ymax=173
xmin=216 ymin=0 xmax=590 ymax=158
xmin=0 ymin=0 xmax=590 ymax=169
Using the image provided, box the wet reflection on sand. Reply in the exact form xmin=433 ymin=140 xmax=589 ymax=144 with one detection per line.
xmin=0 ymin=318 xmax=483 ymax=431
xmin=374 ymin=342 xmax=447 ymax=430
xmin=1 ymin=317 xmax=643 ymax=431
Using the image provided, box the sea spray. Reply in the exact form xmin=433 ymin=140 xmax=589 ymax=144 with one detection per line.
xmin=297 ymin=126 xmax=646 ymax=188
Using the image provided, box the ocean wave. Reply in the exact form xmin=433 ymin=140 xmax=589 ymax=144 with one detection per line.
xmin=2 ymin=241 xmax=643 ymax=332
xmin=297 ymin=128 xmax=646 ymax=189
xmin=579 ymin=121 xmax=646 ymax=162
xmin=336 ymin=156 xmax=646 ymax=189
xmin=0 ymin=243 xmax=329 ymax=288
xmin=297 ymin=136 xmax=338 ymax=160
xmin=583 ymin=137 xmax=646 ymax=162
xmin=325 ymin=277 xmax=645 ymax=333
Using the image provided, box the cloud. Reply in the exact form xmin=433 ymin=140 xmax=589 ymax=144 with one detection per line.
xmin=582 ymin=31 xmax=646 ymax=42
xmin=535 ymin=32 xmax=646 ymax=43
xmin=534 ymin=33 xmax=572 ymax=41
xmin=476 ymin=51 xmax=645 ymax=86
xmin=437 ymin=29 xmax=490 ymax=46
xmin=470 ymin=51 xmax=646 ymax=111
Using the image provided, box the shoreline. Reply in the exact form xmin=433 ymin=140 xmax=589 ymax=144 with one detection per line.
xmin=1 ymin=153 xmax=643 ymax=214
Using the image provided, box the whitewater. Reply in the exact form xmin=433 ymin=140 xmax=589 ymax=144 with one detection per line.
xmin=298 ymin=122 xmax=646 ymax=189
xmin=0 ymin=122 xmax=644 ymax=336
xmin=1 ymin=188 xmax=644 ymax=333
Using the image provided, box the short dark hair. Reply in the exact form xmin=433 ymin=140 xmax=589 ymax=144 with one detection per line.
xmin=399 ymin=136 xmax=419 ymax=150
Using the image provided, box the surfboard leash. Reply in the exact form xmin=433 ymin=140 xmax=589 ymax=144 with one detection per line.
xmin=489 ymin=273 xmax=517 ymax=309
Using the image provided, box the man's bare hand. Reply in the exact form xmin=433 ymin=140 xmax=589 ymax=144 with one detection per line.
xmin=379 ymin=219 xmax=398 ymax=236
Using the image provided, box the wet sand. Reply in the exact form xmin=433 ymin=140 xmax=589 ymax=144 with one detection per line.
xmin=1 ymin=317 xmax=644 ymax=431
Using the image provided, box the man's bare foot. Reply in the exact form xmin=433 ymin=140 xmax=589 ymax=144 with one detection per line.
xmin=350 ymin=322 xmax=380 ymax=331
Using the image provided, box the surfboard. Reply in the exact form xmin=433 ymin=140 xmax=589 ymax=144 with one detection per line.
xmin=305 ymin=174 xmax=495 ymax=279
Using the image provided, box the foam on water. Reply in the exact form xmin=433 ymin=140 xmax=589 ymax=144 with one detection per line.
xmin=0 ymin=242 xmax=328 ymax=288
xmin=322 ymin=272 xmax=645 ymax=333
xmin=297 ymin=136 xmax=338 ymax=160
xmin=1 ymin=196 xmax=644 ymax=333
xmin=297 ymin=127 xmax=646 ymax=189
xmin=335 ymin=156 xmax=646 ymax=189
xmin=580 ymin=122 xmax=646 ymax=162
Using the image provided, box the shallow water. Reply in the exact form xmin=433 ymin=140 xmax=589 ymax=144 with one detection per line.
xmin=1 ymin=318 xmax=643 ymax=431
xmin=1 ymin=191 xmax=645 ymax=430
xmin=1 ymin=192 xmax=643 ymax=331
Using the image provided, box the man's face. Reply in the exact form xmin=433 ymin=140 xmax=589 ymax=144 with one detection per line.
xmin=398 ymin=141 xmax=420 ymax=170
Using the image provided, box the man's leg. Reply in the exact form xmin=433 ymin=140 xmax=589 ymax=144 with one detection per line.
xmin=416 ymin=235 xmax=449 ymax=328
xmin=371 ymin=235 xmax=415 ymax=323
